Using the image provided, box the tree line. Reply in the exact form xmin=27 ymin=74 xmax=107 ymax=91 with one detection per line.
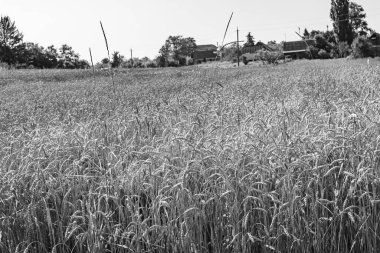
xmin=0 ymin=16 xmax=89 ymax=69
xmin=99 ymin=36 xmax=197 ymax=69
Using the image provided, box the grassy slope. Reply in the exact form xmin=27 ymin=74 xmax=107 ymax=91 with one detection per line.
xmin=1 ymin=59 xmax=380 ymax=252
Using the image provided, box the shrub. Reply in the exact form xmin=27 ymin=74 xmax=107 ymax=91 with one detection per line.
xmin=145 ymin=61 xmax=157 ymax=68
xmin=178 ymin=57 xmax=186 ymax=66
xmin=352 ymin=36 xmax=374 ymax=58
xmin=306 ymin=46 xmax=319 ymax=59
xmin=337 ymin=41 xmax=351 ymax=58
xmin=318 ymin=49 xmax=330 ymax=59
xmin=255 ymin=50 xmax=283 ymax=64
xmin=168 ymin=61 xmax=179 ymax=67
xmin=315 ymin=34 xmax=330 ymax=51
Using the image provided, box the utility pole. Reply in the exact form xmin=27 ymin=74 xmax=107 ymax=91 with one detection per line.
xmin=236 ymin=27 xmax=240 ymax=66
xmin=130 ymin=49 xmax=133 ymax=66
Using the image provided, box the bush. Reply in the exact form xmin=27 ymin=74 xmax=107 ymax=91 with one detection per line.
xmin=315 ymin=34 xmax=330 ymax=51
xmin=306 ymin=46 xmax=319 ymax=59
xmin=168 ymin=61 xmax=179 ymax=67
xmin=318 ymin=49 xmax=330 ymax=59
xmin=352 ymin=36 xmax=374 ymax=58
xmin=178 ymin=57 xmax=186 ymax=66
xmin=145 ymin=61 xmax=157 ymax=68
xmin=337 ymin=42 xmax=351 ymax=58
xmin=255 ymin=50 xmax=283 ymax=64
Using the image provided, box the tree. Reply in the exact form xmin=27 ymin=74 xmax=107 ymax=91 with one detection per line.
xmin=22 ymin=42 xmax=46 ymax=68
xmin=309 ymin=30 xmax=323 ymax=38
xmin=178 ymin=37 xmax=197 ymax=58
xmin=303 ymin=29 xmax=310 ymax=39
xmin=158 ymin=43 xmax=170 ymax=67
xmin=158 ymin=36 xmax=197 ymax=66
xmin=101 ymin=58 xmax=110 ymax=64
xmin=111 ymin=51 xmax=124 ymax=68
xmin=244 ymin=32 xmax=255 ymax=47
xmin=330 ymin=0 xmax=354 ymax=44
xmin=352 ymin=36 xmax=373 ymax=58
xmin=57 ymin=44 xmax=80 ymax=69
xmin=349 ymin=2 xmax=371 ymax=36
xmin=44 ymin=45 xmax=59 ymax=68
xmin=0 ymin=16 xmax=24 ymax=66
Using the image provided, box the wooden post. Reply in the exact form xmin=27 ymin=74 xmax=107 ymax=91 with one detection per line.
xmin=237 ymin=27 xmax=240 ymax=66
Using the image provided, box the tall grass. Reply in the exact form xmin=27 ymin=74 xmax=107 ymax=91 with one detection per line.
xmin=1 ymin=59 xmax=380 ymax=252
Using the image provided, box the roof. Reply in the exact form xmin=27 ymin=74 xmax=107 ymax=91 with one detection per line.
xmin=283 ymin=50 xmax=309 ymax=54
xmin=283 ymin=40 xmax=315 ymax=52
xmin=195 ymin=44 xmax=217 ymax=51
xmin=241 ymin=44 xmax=273 ymax=54
xmin=369 ymin=33 xmax=380 ymax=39
xmin=193 ymin=50 xmax=217 ymax=60
xmin=370 ymin=33 xmax=380 ymax=45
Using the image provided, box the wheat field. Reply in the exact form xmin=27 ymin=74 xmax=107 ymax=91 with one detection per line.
xmin=1 ymin=59 xmax=380 ymax=252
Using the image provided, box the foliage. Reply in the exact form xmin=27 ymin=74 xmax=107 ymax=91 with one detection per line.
xmin=244 ymin=32 xmax=255 ymax=47
xmin=101 ymin=58 xmax=110 ymax=65
xmin=220 ymin=43 xmax=238 ymax=62
xmin=303 ymin=28 xmax=310 ymax=39
xmin=349 ymin=2 xmax=371 ymax=36
xmin=158 ymin=35 xmax=197 ymax=66
xmin=307 ymin=45 xmax=320 ymax=59
xmin=57 ymin=44 xmax=86 ymax=69
xmin=331 ymin=0 xmax=354 ymax=44
xmin=111 ymin=51 xmax=124 ymax=68
xmin=0 ymin=16 xmax=89 ymax=69
xmin=254 ymin=49 xmax=283 ymax=64
xmin=317 ymin=49 xmax=331 ymax=59
xmin=337 ymin=41 xmax=351 ymax=57
xmin=352 ymin=35 xmax=374 ymax=58
xmin=0 ymin=15 xmax=24 ymax=66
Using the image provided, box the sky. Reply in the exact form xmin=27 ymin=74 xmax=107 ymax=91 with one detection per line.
xmin=2 ymin=0 xmax=380 ymax=63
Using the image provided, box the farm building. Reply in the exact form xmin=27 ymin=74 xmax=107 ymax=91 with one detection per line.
xmin=241 ymin=43 xmax=273 ymax=54
xmin=192 ymin=44 xmax=218 ymax=64
xmin=370 ymin=33 xmax=380 ymax=56
xmin=283 ymin=39 xmax=316 ymax=59
xmin=241 ymin=43 xmax=275 ymax=64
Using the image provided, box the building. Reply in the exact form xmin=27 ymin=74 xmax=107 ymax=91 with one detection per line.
xmin=369 ymin=33 xmax=380 ymax=56
xmin=192 ymin=44 xmax=218 ymax=64
xmin=241 ymin=43 xmax=273 ymax=54
xmin=241 ymin=43 xmax=275 ymax=64
xmin=283 ymin=39 xmax=316 ymax=59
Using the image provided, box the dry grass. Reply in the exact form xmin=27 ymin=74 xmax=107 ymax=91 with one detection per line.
xmin=1 ymin=59 xmax=380 ymax=252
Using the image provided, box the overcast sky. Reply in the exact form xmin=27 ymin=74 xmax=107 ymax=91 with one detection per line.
xmin=2 ymin=0 xmax=380 ymax=63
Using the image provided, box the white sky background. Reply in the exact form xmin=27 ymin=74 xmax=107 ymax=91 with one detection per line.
xmin=2 ymin=0 xmax=380 ymax=63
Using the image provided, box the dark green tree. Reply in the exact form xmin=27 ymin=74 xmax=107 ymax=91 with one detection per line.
xmin=303 ymin=29 xmax=310 ymax=39
xmin=179 ymin=37 xmax=197 ymax=58
xmin=57 ymin=44 xmax=79 ymax=69
xmin=330 ymin=0 xmax=354 ymax=44
xmin=158 ymin=43 xmax=170 ymax=67
xmin=158 ymin=36 xmax=197 ymax=66
xmin=244 ymin=32 xmax=255 ymax=47
xmin=22 ymin=42 xmax=46 ymax=68
xmin=349 ymin=2 xmax=371 ymax=36
xmin=101 ymin=58 xmax=110 ymax=64
xmin=352 ymin=36 xmax=373 ymax=57
xmin=111 ymin=51 xmax=124 ymax=68
xmin=44 ymin=45 xmax=59 ymax=68
xmin=0 ymin=16 xmax=24 ymax=66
